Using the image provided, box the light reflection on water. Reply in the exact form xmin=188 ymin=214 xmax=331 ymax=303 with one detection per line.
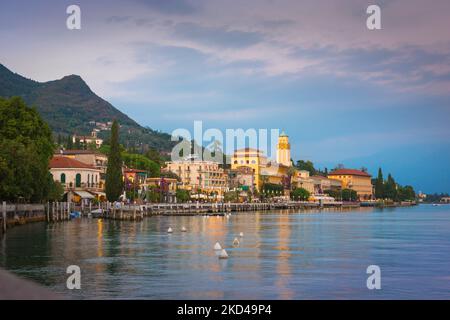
xmin=1 ymin=205 xmax=449 ymax=299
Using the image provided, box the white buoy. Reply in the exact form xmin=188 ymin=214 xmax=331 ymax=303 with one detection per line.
xmin=233 ymin=237 xmax=240 ymax=246
xmin=167 ymin=227 xmax=173 ymax=233
xmin=239 ymin=232 xmax=244 ymax=237
xmin=181 ymin=226 xmax=187 ymax=232
xmin=214 ymin=242 xmax=222 ymax=250
xmin=218 ymin=249 xmax=229 ymax=259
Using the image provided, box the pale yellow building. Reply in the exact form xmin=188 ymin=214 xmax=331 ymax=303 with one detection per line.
xmin=328 ymin=169 xmax=373 ymax=200
xmin=292 ymin=170 xmax=315 ymax=194
xmin=165 ymin=156 xmax=228 ymax=196
xmin=231 ymin=132 xmax=293 ymax=192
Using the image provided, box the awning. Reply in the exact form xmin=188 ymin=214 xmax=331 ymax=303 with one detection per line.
xmin=74 ymin=191 xmax=95 ymax=199
xmin=93 ymin=192 xmax=106 ymax=197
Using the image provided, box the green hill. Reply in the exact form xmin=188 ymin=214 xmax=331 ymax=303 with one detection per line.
xmin=0 ymin=63 xmax=175 ymax=152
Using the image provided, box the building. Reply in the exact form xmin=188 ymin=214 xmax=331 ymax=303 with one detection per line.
xmin=276 ymin=130 xmax=291 ymax=167
xmin=165 ymin=156 xmax=228 ymax=197
xmin=311 ymin=175 xmax=342 ymax=194
xmin=72 ymin=130 xmax=103 ymax=148
xmin=328 ymin=168 xmax=373 ymax=200
xmin=228 ymin=166 xmax=256 ymax=192
xmin=231 ymin=133 xmax=292 ymax=192
xmin=57 ymin=149 xmax=108 ymax=189
xmin=440 ymin=197 xmax=450 ymax=204
xmin=142 ymin=177 xmax=179 ymax=203
xmin=49 ymin=156 xmax=104 ymax=203
xmin=124 ymin=168 xmax=148 ymax=185
xmin=292 ymin=170 xmax=315 ymax=194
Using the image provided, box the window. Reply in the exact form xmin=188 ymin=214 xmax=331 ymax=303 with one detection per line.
xmin=60 ymin=173 xmax=66 ymax=183
xmin=87 ymin=174 xmax=90 ymax=187
xmin=251 ymin=160 xmax=256 ymax=164
xmin=234 ymin=160 xmax=238 ymax=164
xmin=75 ymin=174 xmax=81 ymax=188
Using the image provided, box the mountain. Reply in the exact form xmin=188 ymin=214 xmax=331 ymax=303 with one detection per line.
xmin=0 ymin=64 xmax=175 ymax=152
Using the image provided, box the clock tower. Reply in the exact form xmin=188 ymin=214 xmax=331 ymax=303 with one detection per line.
xmin=276 ymin=130 xmax=291 ymax=167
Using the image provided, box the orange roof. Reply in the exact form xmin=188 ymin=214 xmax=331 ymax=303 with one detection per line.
xmin=49 ymin=156 xmax=96 ymax=169
xmin=328 ymin=169 xmax=371 ymax=177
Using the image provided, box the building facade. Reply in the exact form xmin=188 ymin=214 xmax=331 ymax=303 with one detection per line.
xmin=165 ymin=157 xmax=228 ymax=196
xmin=49 ymin=156 xmax=103 ymax=202
xmin=72 ymin=130 xmax=103 ymax=148
xmin=328 ymin=169 xmax=373 ymax=200
xmin=58 ymin=149 xmax=108 ymax=189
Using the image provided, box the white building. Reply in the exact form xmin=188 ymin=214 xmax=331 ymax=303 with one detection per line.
xmin=49 ymin=155 xmax=103 ymax=202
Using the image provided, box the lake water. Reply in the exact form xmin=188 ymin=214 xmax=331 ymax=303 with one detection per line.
xmin=1 ymin=204 xmax=449 ymax=299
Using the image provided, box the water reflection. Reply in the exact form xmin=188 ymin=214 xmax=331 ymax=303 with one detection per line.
xmin=0 ymin=205 xmax=449 ymax=299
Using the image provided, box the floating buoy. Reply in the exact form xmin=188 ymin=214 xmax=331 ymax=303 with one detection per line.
xmin=218 ymin=249 xmax=229 ymax=259
xmin=181 ymin=226 xmax=187 ymax=232
xmin=214 ymin=242 xmax=222 ymax=250
xmin=167 ymin=227 xmax=173 ymax=233
xmin=239 ymin=232 xmax=244 ymax=237
xmin=233 ymin=237 xmax=240 ymax=246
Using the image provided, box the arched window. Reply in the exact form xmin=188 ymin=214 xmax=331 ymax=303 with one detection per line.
xmin=60 ymin=173 xmax=66 ymax=183
xmin=75 ymin=174 xmax=81 ymax=188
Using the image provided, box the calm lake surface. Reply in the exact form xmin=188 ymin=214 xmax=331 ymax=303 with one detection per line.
xmin=1 ymin=204 xmax=449 ymax=299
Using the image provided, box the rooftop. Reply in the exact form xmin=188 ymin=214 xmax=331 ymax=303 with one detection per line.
xmin=49 ymin=156 xmax=97 ymax=169
xmin=328 ymin=169 xmax=371 ymax=177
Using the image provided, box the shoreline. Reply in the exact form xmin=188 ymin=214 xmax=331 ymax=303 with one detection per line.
xmin=1 ymin=201 xmax=418 ymax=234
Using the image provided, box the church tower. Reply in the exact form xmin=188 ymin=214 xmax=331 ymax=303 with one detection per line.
xmin=276 ymin=130 xmax=291 ymax=167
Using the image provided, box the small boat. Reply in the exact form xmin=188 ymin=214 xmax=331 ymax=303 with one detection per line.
xmin=90 ymin=208 xmax=104 ymax=218
xmin=69 ymin=211 xmax=81 ymax=219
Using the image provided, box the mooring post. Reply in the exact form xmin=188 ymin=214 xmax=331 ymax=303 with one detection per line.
xmin=2 ymin=201 xmax=7 ymax=234
xmin=46 ymin=202 xmax=50 ymax=222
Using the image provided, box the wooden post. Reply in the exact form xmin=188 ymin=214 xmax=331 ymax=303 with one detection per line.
xmin=46 ymin=202 xmax=50 ymax=222
xmin=67 ymin=202 xmax=70 ymax=220
xmin=2 ymin=201 xmax=6 ymax=234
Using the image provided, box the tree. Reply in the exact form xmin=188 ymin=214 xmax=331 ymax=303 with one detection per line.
xmin=66 ymin=134 xmax=74 ymax=149
xmin=145 ymin=148 xmax=163 ymax=165
xmin=398 ymin=185 xmax=415 ymax=201
xmin=224 ymin=191 xmax=239 ymax=202
xmin=342 ymin=189 xmax=357 ymax=201
xmin=295 ymin=160 xmax=316 ymax=176
xmin=0 ymin=97 xmax=58 ymax=202
xmin=291 ymin=188 xmax=310 ymax=201
xmin=176 ymin=189 xmax=190 ymax=203
xmin=384 ymin=174 xmax=397 ymax=200
xmin=375 ymin=168 xmax=384 ymax=199
xmin=122 ymin=152 xmax=160 ymax=177
xmin=324 ymin=189 xmax=341 ymax=200
xmin=105 ymin=120 xmax=123 ymax=201
xmin=74 ymin=137 xmax=81 ymax=149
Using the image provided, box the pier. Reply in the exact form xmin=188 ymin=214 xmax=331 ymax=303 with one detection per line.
xmin=1 ymin=200 xmax=417 ymax=234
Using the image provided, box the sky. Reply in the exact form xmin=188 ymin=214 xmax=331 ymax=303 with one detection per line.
xmin=1 ymin=0 xmax=450 ymax=193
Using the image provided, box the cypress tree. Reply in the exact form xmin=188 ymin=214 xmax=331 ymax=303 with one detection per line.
xmin=105 ymin=120 xmax=123 ymax=201
xmin=375 ymin=167 xmax=384 ymax=199
xmin=384 ymin=174 xmax=397 ymax=200
xmin=66 ymin=134 xmax=74 ymax=149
